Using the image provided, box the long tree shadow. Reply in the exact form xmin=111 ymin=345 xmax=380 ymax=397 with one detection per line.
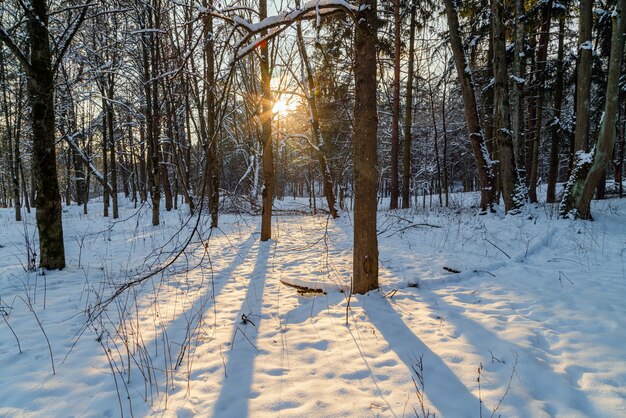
xmin=211 ymin=242 xmax=271 ymax=418
xmin=418 ymin=289 xmax=603 ymax=417
xmin=360 ymin=294 xmax=480 ymax=417
xmin=145 ymin=228 xmax=259 ymax=350
xmin=119 ymin=229 xmax=259 ymax=411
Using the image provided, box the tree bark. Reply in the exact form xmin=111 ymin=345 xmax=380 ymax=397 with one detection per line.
xmin=0 ymin=49 xmax=21 ymax=221
xmin=512 ymin=0 xmax=526 ymax=171
xmin=260 ymin=0 xmax=275 ymax=241
xmin=491 ymin=0 xmax=524 ymax=213
xmin=101 ymin=96 xmax=110 ymax=217
xmin=574 ymin=0 xmax=594 ymax=153
xmin=107 ymin=81 xmax=119 ymax=219
xmin=27 ymin=0 xmax=65 ymax=268
xmin=402 ymin=1 xmax=416 ymax=209
xmin=444 ymin=0 xmax=495 ymax=212
xmin=389 ymin=0 xmax=401 ymax=209
xmin=547 ymin=16 xmax=566 ymax=203
xmin=560 ymin=0 xmax=626 ymax=219
xmin=203 ymin=7 xmax=219 ymax=227
xmin=142 ymin=3 xmax=160 ymax=226
xmin=527 ymin=1 xmax=552 ymax=203
xmin=352 ymin=0 xmax=379 ymax=294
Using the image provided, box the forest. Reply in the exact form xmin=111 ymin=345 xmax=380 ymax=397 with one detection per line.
xmin=0 ymin=0 xmax=625 ymax=416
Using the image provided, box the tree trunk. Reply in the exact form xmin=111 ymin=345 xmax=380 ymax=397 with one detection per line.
xmin=142 ymin=6 xmax=160 ymax=226
xmin=574 ymin=0 xmax=594 ymax=153
xmin=138 ymin=122 xmax=147 ymax=203
xmin=402 ymin=1 xmax=416 ymax=209
xmin=547 ymin=16 xmax=566 ymax=203
xmin=512 ymin=0 xmax=526 ymax=171
xmin=615 ymin=118 xmax=625 ymax=198
xmin=444 ymin=0 xmax=495 ymax=212
xmin=527 ymin=1 xmax=552 ymax=203
xmin=204 ymin=8 xmax=219 ymax=227
xmin=101 ymin=96 xmax=110 ymax=217
xmin=27 ymin=0 xmax=65 ymax=269
xmin=389 ymin=0 xmax=401 ymax=209
xmin=259 ymin=0 xmax=274 ymax=241
xmin=295 ymin=9 xmax=338 ymax=219
xmin=352 ymin=0 xmax=379 ymax=294
xmin=107 ymin=82 xmax=119 ymax=219
xmin=560 ymin=0 xmax=626 ymax=219
xmin=492 ymin=0 xmax=524 ymax=213
xmin=442 ymin=67 xmax=450 ymax=208
xmin=0 ymin=50 xmax=21 ymax=221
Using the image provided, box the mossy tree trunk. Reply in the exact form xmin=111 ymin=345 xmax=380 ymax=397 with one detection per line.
xmin=560 ymin=0 xmax=626 ymax=219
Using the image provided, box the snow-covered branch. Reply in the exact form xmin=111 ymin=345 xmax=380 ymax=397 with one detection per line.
xmin=63 ymin=129 xmax=114 ymax=195
xmin=201 ymin=0 xmax=360 ymax=60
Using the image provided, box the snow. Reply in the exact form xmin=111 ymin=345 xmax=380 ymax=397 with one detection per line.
xmin=1 ymin=194 xmax=626 ymax=417
xmin=580 ymin=41 xmax=593 ymax=50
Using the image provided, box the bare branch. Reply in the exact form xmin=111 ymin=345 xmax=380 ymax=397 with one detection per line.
xmin=0 ymin=26 xmax=33 ymax=74
xmin=202 ymin=0 xmax=358 ymax=61
xmin=51 ymin=3 xmax=91 ymax=76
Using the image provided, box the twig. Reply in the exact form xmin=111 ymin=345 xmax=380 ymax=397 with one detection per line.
xmin=484 ymin=239 xmax=511 ymax=259
xmin=491 ymin=355 xmax=518 ymax=418
xmin=2 ymin=314 xmax=22 ymax=354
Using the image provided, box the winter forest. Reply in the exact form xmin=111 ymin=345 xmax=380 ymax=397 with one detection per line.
xmin=0 ymin=0 xmax=625 ymax=416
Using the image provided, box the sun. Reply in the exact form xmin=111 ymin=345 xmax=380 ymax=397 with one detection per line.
xmin=272 ymin=97 xmax=296 ymax=116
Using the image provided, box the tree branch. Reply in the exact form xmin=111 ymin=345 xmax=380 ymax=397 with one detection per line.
xmin=202 ymin=0 xmax=358 ymax=61
xmin=0 ymin=26 xmax=32 ymax=74
xmin=52 ymin=3 xmax=92 ymax=76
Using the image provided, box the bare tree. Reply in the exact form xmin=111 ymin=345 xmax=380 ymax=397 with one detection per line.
xmin=0 ymin=0 xmax=89 ymax=268
xmin=444 ymin=0 xmax=495 ymax=212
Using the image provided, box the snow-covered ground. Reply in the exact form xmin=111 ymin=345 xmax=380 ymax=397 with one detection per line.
xmin=1 ymin=195 xmax=625 ymax=417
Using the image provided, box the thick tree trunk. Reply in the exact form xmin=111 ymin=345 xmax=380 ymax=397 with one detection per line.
xmin=352 ymin=0 xmax=379 ymax=294
xmin=259 ymin=0 xmax=274 ymax=241
xmin=27 ymin=0 xmax=65 ymax=269
xmin=492 ymin=0 xmax=524 ymax=213
xmin=444 ymin=0 xmax=495 ymax=212
xmin=560 ymin=0 xmax=626 ymax=219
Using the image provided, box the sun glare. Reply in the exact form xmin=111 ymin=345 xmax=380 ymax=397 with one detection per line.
xmin=272 ymin=97 xmax=295 ymax=116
